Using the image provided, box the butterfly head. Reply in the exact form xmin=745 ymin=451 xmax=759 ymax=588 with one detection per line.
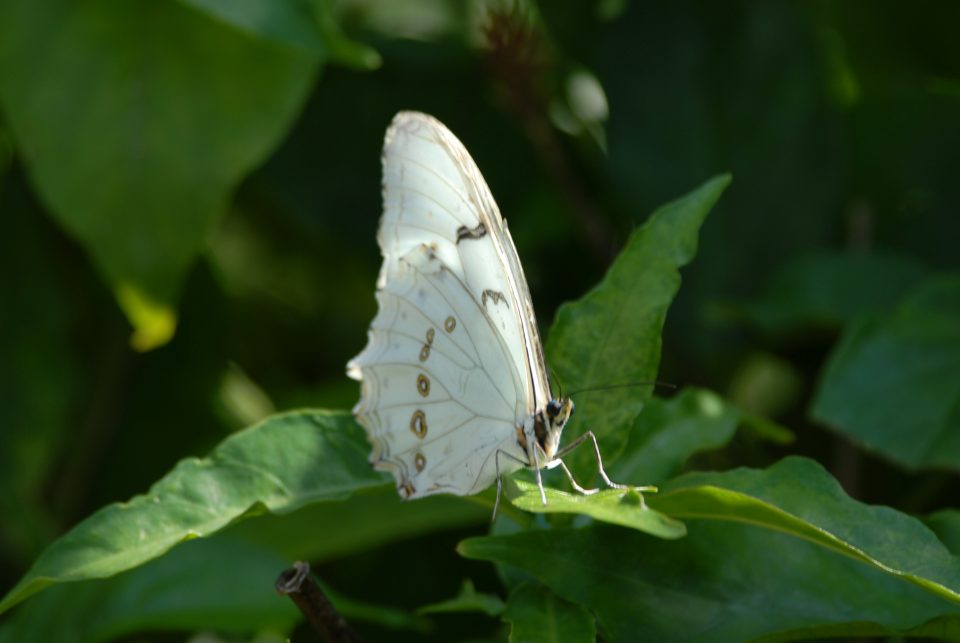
xmin=537 ymin=397 xmax=574 ymax=461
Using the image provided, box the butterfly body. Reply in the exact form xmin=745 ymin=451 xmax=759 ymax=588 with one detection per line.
xmin=348 ymin=112 xmax=613 ymax=507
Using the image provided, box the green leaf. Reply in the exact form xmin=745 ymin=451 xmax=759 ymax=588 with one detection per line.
xmin=0 ymin=538 xmax=298 ymax=642
xmin=546 ymin=175 xmax=731 ymax=474
xmin=737 ymin=411 xmax=795 ymax=445
xmin=610 ymin=387 xmax=741 ymax=485
xmin=178 ymin=0 xmax=324 ymax=53
xmin=308 ymin=0 xmax=383 ymax=70
xmin=231 ymin=486 xmax=488 ymax=562
xmin=0 ymin=0 xmax=318 ymax=349
xmin=418 ymin=579 xmax=505 ymax=617
xmin=504 ymin=478 xmax=685 ymax=539
xmin=460 ymin=523 xmax=960 ymax=642
xmin=178 ymin=0 xmax=381 ymax=69
xmin=462 ymin=458 xmax=960 ymax=641
xmin=0 ymin=411 xmax=386 ymax=614
xmin=928 ymin=510 xmax=960 ymax=557
xmin=651 ymin=457 xmax=960 ymax=604
xmin=811 ymin=274 xmax=960 ymax=470
xmin=0 ymin=536 xmax=427 ymax=643
xmin=503 ymin=582 xmax=595 ymax=643
xmin=737 ymin=251 xmax=930 ymax=334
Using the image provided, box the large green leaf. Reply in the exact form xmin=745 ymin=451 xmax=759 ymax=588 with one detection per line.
xmin=461 ymin=523 xmax=960 ymax=642
xmin=545 ymin=174 xmax=731 ymax=473
xmin=503 ymin=582 xmax=595 ymax=643
xmin=0 ymin=538 xmax=297 ymax=642
xmin=462 ymin=457 xmax=960 ymax=641
xmin=811 ymin=274 xmax=960 ymax=470
xmin=0 ymin=535 xmax=425 ymax=643
xmin=229 ymin=486 xmax=488 ymax=562
xmin=0 ymin=0 xmax=318 ymax=350
xmin=0 ymin=411 xmax=386 ymax=614
xmin=651 ymin=457 xmax=960 ymax=603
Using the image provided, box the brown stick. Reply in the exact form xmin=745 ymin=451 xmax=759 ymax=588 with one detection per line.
xmin=276 ymin=561 xmax=363 ymax=643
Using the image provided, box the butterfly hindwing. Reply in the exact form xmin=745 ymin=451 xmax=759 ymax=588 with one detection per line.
xmin=349 ymin=244 xmax=527 ymax=497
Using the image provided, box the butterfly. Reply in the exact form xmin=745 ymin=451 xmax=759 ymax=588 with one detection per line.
xmin=347 ymin=111 xmax=626 ymax=516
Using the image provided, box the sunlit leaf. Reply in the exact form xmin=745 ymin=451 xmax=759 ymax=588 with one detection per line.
xmin=0 ymin=0 xmax=318 ymax=349
xmin=0 ymin=411 xmax=386 ymax=614
xmin=504 ymin=479 xmax=685 ymax=539
xmin=546 ymin=175 xmax=731 ymax=474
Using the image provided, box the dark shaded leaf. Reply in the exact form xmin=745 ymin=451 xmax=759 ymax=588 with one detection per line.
xmin=737 ymin=251 xmax=930 ymax=334
xmin=928 ymin=510 xmax=960 ymax=556
xmin=811 ymin=275 xmax=960 ymax=470
xmin=610 ymin=387 xmax=741 ymax=485
xmin=462 ymin=457 xmax=960 ymax=641
xmin=418 ymin=579 xmax=505 ymax=617
xmin=503 ymin=582 xmax=595 ymax=643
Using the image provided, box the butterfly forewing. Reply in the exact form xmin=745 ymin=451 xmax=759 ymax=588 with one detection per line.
xmin=378 ymin=114 xmax=550 ymax=411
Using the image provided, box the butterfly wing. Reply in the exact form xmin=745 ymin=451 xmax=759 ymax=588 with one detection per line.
xmin=348 ymin=112 xmax=548 ymax=498
xmin=349 ymin=245 xmax=525 ymax=496
xmin=376 ymin=113 xmax=551 ymax=412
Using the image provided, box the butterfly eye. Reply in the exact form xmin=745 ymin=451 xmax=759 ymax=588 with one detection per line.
xmin=546 ymin=400 xmax=561 ymax=418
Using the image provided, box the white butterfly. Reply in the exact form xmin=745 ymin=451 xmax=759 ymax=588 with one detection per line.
xmin=347 ymin=111 xmax=623 ymax=515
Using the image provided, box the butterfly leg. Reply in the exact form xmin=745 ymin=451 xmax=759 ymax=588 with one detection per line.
xmin=554 ymin=457 xmax=599 ymax=495
xmin=534 ymin=464 xmax=547 ymax=506
xmin=492 ymin=448 xmax=533 ymax=521
xmin=493 ymin=449 xmax=505 ymax=521
xmin=554 ymin=431 xmax=657 ymax=493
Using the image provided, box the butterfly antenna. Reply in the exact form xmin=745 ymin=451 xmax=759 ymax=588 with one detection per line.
xmin=567 ymin=381 xmax=676 ymax=397
xmin=547 ymin=367 xmax=565 ymax=398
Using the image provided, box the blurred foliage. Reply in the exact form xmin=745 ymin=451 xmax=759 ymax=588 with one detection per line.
xmin=0 ymin=0 xmax=958 ymax=641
